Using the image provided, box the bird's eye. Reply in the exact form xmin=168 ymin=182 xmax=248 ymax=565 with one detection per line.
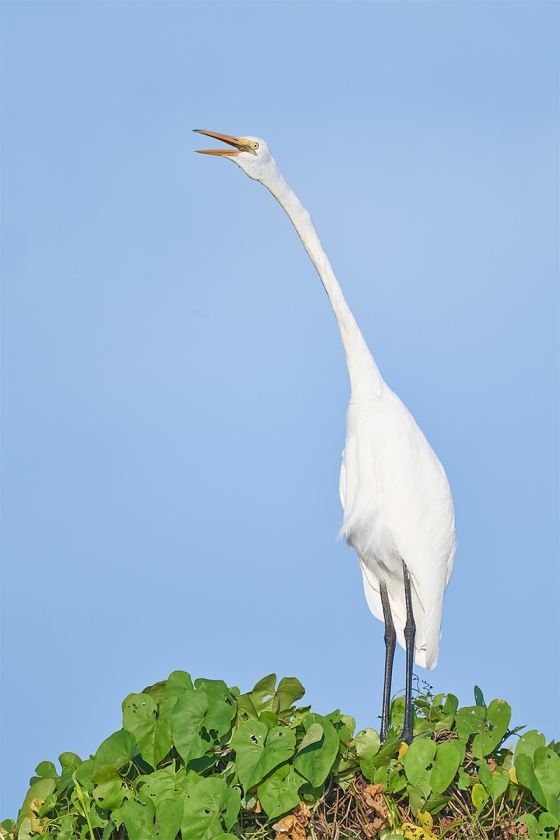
xmin=253 ymin=142 xmax=259 ymax=150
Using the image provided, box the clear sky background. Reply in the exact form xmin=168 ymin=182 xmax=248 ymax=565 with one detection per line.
xmin=1 ymin=0 xmax=558 ymax=821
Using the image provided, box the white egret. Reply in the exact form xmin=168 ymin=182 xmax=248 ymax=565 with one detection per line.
xmin=194 ymin=130 xmax=456 ymax=743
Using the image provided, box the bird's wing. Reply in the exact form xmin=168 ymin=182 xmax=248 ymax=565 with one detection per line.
xmin=379 ymin=395 xmax=456 ymax=668
xmin=341 ymin=388 xmax=455 ymax=669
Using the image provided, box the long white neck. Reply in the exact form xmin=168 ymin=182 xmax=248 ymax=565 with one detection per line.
xmin=262 ymin=167 xmax=383 ymax=397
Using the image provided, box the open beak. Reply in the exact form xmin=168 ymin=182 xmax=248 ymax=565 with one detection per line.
xmin=193 ymin=129 xmax=252 ymax=156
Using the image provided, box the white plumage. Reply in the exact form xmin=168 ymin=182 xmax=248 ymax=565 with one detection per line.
xmin=340 ymin=386 xmax=455 ymax=670
xmin=195 ymin=131 xmax=456 ymax=735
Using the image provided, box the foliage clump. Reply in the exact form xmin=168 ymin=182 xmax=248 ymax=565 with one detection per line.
xmin=2 ymin=672 xmax=559 ymax=840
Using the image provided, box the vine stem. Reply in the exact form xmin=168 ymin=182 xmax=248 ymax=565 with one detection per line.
xmin=72 ymin=772 xmax=96 ymax=840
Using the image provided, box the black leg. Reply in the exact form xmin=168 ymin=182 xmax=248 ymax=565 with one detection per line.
xmin=380 ymin=580 xmax=396 ymax=741
xmin=401 ymin=561 xmax=416 ymax=744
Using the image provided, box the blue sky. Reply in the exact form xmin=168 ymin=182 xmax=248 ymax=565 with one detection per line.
xmin=1 ymin=0 xmax=558 ymax=820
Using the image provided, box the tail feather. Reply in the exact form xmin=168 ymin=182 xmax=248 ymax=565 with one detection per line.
xmin=360 ymin=561 xmax=441 ymax=670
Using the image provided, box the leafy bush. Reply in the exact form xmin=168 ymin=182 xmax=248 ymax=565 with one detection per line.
xmin=2 ymin=672 xmax=559 ymax=839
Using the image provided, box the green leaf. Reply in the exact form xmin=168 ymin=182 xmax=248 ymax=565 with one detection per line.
xmin=515 ymin=752 xmax=535 ymax=788
xmin=353 ymin=728 xmax=381 ymax=762
xmin=235 ymin=674 xmax=304 ymax=719
xmin=515 ymin=730 xmax=547 ymax=761
xmin=457 ymin=768 xmax=471 ymax=790
xmin=489 ymin=767 xmax=510 ymax=802
xmin=236 ymin=692 xmax=258 ymax=722
xmin=257 ymin=762 xmax=303 ymax=819
xmin=153 ymin=696 xmax=177 ymax=767
xmin=430 ymin=740 xmax=464 ymax=794
xmin=193 ymin=679 xmax=235 ymax=707
xmin=171 ymin=689 xmax=209 ymax=763
xmin=231 ymin=721 xmax=296 ymax=791
xmin=359 ymin=736 xmax=400 ymax=781
xmin=390 ymin=696 xmax=405 ymax=734
xmin=374 ymin=759 xmax=406 ymax=795
xmin=474 ymin=686 xmax=486 ymax=709
xmin=403 ymin=738 xmax=436 ymax=786
xmin=154 ymin=797 xmax=183 ymax=840
xmin=166 ymin=670 xmax=194 ymax=697
xmin=230 ymin=719 xmax=268 ymax=789
xmin=471 ymin=782 xmax=489 ymax=811
xmin=181 ymin=776 xmax=241 ymax=840
xmin=423 ymin=791 xmax=451 ymax=814
xmin=547 ymin=794 xmax=560 ymax=821
xmin=122 ymin=691 xmax=174 ymax=769
xmin=137 ymin=766 xmax=189 ymax=807
xmin=477 ymin=759 xmax=491 ymax=791
xmin=298 ymin=722 xmax=324 ymax=751
xmin=171 ymin=686 xmax=235 ymax=764
xmin=35 ymin=761 xmax=58 ymax=779
xmin=259 ymin=712 xmax=278 ymax=729
xmin=434 ymin=714 xmax=456 ymax=733
xmin=407 ymin=779 xmax=432 ymax=816
xmin=276 ymin=677 xmax=305 ymax=712
xmin=328 ymin=711 xmax=355 ymax=742
xmin=59 ymin=814 xmax=79 ymax=839
xmin=293 ymin=714 xmax=339 ymax=788
xmin=456 ymin=706 xmax=486 ymax=744
xmin=516 ymin=747 xmax=560 ymax=811
xmin=515 ymin=753 xmax=547 ymax=807
xmin=520 ymin=811 xmax=560 ymax=840
xmin=477 ymin=760 xmax=510 ymax=802
xmin=290 ymin=705 xmax=312 ymax=728
xmin=123 ymin=693 xmax=158 ymax=767
xmin=238 ymin=674 xmax=277 ymax=718
xmin=121 ymin=797 xmax=156 ymax=838
xmin=259 ymin=711 xmax=278 ymax=729
xmin=89 ymin=801 xmax=111 ymax=831
xmin=375 ymin=737 xmax=401 ymax=766
xmin=534 ymin=747 xmax=560 ymax=799
xmin=538 ymin=811 xmax=559 ymax=837
xmin=93 ymin=729 xmax=137 ymax=771
xmin=516 ymin=813 xmax=538 ymax=837
xmin=17 ymin=778 xmax=56 ymax=824
xmin=74 ymin=758 xmax=95 ymax=790
xmin=38 ymin=793 xmax=58 ymax=816
xmin=142 ymin=680 xmax=168 ymax=705
xmin=59 ymin=752 xmax=82 ymax=776
xmin=442 ymin=694 xmax=459 ymax=717
xmin=471 ymin=699 xmax=511 ymax=758
xmin=17 ymin=817 xmax=32 ymax=839
xmin=251 ymin=673 xmax=278 ymax=697
xmin=91 ymin=765 xmax=126 ymax=811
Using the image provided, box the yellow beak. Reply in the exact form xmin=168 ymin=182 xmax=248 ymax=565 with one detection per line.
xmin=193 ymin=129 xmax=254 ymax=156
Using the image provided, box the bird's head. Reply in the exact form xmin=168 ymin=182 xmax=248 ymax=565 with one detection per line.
xmin=194 ymin=129 xmax=280 ymax=187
